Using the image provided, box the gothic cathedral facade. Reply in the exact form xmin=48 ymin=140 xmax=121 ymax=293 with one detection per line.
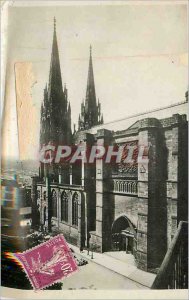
xmin=31 ymin=20 xmax=188 ymax=272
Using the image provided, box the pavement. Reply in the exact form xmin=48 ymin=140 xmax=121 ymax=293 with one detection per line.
xmin=68 ymin=244 xmax=156 ymax=288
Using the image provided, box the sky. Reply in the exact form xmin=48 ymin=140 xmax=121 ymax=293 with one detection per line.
xmin=2 ymin=1 xmax=188 ymax=161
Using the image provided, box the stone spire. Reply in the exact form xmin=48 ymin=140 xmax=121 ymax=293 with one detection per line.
xmin=39 ymin=18 xmax=72 ymax=181
xmin=78 ymin=46 xmax=103 ymax=131
xmin=48 ymin=17 xmax=64 ymax=103
xmin=85 ymin=45 xmax=96 ymax=114
xmin=46 ymin=18 xmax=69 ymax=143
xmin=67 ymin=101 xmax=72 ymax=137
xmin=39 ymin=84 xmax=49 ymax=146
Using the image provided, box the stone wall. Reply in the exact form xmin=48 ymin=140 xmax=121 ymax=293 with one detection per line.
xmin=32 ymin=111 xmax=188 ymax=273
xmin=35 ymin=182 xmax=86 ymax=248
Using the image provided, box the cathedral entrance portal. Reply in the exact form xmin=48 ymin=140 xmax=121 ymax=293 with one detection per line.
xmin=111 ymin=215 xmax=136 ymax=254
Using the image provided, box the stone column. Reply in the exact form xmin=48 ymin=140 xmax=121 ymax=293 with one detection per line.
xmin=77 ymin=192 xmax=85 ymax=249
xmin=58 ymin=174 xmax=62 ymax=184
xmin=46 ymin=176 xmax=52 ymax=232
xmin=40 ymin=185 xmax=43 ymax=228
xmin=91 ymin=129 xmax=113 ymax=252
xmin=68 ymin=191 xmax=72 ymax=226
xmin=40 ymin=162 xmax=44 ymax=180
xmin=57 ymin=188 xmax=60 ymax=230
xmin=81 ymin=133 xmax=95 ymax=248
xmin=69 ymin=165 xmax=73 ymax=185
xmin=177 ymin=115 xmax=188 ymax=224
xmin=167 ymin=114 xmax=188 ymax=246
xmin=137 ymin=118 xmax=167 ymax=271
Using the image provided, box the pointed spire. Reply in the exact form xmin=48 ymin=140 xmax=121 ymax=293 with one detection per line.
xmin=77 ymin=46 xmax=104 ymax=131
xmin=54 ymin=17 xmax=56 ymax=32
xmin=39 ymin=18 xmax=72 ymax=162
xmin=64 ymin=83 xmax=67 ymax=99
xmin=85 ymin=45 xmax=96 ymax=112
xmin=68 ymin=101 xmax=71 ymax=113
xmin=67 ymin=101 xmax=72 ymax=136
xmin=45 ymin=18 xmax=70 ymax=144
xmin=48 ymin=17 xmax=64 ymax=106
xmin=42 ymin=83 xmax=48 ymax=107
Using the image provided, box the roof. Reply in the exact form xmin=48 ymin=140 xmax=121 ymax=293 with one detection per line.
xmin=81 ymin=100 xmax=188 ymax=135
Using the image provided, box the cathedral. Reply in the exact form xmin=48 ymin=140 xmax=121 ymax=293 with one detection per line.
xmin=31 ymin=20 xmax=188 ymax=273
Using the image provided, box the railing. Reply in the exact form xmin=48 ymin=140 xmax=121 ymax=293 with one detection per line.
xmin=112 ymin=179 xmax=138 ymax=195
xmin=151 ymin=221 xmax=188 ymax=289
xmin=38 ymin=181 xmax=84 ymax=191
xmin=51 ymin=183 xmax=84 ymax=191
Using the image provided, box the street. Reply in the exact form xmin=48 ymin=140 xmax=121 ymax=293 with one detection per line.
xmin=62 ymin=254 xmax=147 ymax=290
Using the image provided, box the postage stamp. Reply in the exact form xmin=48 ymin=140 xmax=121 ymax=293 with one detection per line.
xmin=14 ymin=234 xmax=78 ymax=290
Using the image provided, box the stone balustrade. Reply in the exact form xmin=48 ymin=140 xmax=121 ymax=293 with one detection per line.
xmin=112 ymin=179 xmax=138 ymax=195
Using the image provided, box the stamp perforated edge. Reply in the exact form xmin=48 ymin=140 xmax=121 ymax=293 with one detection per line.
xmin=13 ymin=234 xmax=79 ymax=291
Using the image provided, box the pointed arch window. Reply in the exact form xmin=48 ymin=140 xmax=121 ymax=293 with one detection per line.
xmin=72 ymin=193 xmax=78 ymax=226
xmin=52 ymin=190 xmax=57 ymax=218
xmin=61 ymin=192 xmax=68 ymax=222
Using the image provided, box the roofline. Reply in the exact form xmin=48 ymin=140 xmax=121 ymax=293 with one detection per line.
xmin=88 ymin=100 xmax=188 ymax=130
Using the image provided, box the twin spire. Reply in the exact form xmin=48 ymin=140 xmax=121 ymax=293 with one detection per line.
xmin=40 ymin=17 xmax=72 ymax=146
xmin=40 ymin=18 xmax=104 ymax=147
xmin=78 ymin=44 xmax=103 ymax=130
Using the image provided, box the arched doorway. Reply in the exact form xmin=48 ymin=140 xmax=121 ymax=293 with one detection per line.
xmin=111 ymin=215 xmax=136 ymax=254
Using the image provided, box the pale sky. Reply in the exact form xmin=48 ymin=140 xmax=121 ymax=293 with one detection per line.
xmin=2 ymin=2 xmax=188 ymax=160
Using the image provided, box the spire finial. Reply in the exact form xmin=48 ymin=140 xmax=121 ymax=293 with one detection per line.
xmin=54 ymin=17 xmax=56 ymax=31
xmin=90 ymin=45 xmax=92 ymax=57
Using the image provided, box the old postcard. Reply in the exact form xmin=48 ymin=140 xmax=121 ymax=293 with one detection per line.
xmin=1 ymin=0 xmax=188 ymax=299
